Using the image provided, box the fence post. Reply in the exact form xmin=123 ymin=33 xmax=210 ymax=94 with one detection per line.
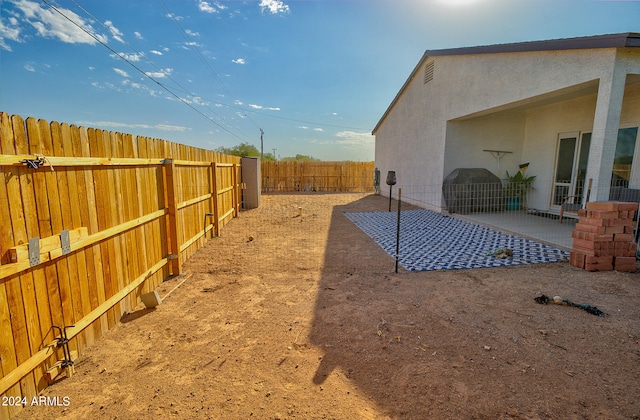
xmin=207 ymin=161 xmax=216 ymax=238
xmin=163 ymin=159 xmax=180 ymax=275
xmin=232 ymin=163 xmax=239 ymax=217
xmin=211 ymin=162 xmax=220 ymax=236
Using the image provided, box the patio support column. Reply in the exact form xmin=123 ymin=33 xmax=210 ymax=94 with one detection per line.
xmin=586 ymin=58 xmax=627 ymax=201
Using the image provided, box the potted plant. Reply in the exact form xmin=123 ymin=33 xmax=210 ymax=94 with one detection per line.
xmin=503 ymin=169 xmax=536 ymax=210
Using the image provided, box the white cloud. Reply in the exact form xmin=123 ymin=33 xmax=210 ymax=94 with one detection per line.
xmin=75 ymin=120 xmax=190 ymax=133
xmin=198 ymin=1 xmax=227 ymax=14
xmin=155 ymin=124 xmax=189 ymax=132
xmin=0 ymin=16 xmax=22 ymax=51
xmin=298 ymin=126 xmax=309 ymax=130
xmin=259 ymin=0 xmax=290 ymax=14
xmin=112 ymin=51 xmax=144 ymax=62
xmin=150 ymin=50 xmax=163 ymax=56
xmin=145 ymin=68 xmax=173 ymax=78
xmin=185 ymin=29 xmax=200 ymax=37
xmin=248 ymin=103 xmax=280 ymax=111
xmin=232 ymin=58 xmax=245 ymax=64
xmin=314 ymin=128 xmax=324 ymax=132
xmin=335 ymin=131 xmax=374 ymax=147
xmin=134 ymin=31 xmax=143 ymax=40
xmin=24 ymin=63 xmax=35 ymax=72
xmin=113 ymin=68 xmax=130 ymax=77
xmin=104 ymin=20 xmax=124 ymax=43
xmin=198 ymin=1 xmax=218 ymax=13
xmin=10 ymin=0 xmax=107 ymax=45
xmin=166 ymin=13 xmax=183 ymax=21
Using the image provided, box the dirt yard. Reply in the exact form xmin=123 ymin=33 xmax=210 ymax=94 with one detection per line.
xmin=14 ymin=193 xmax=640 ymax=419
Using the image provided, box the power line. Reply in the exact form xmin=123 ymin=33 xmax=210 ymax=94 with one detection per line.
xmin=41 ymin=0 xmax=249 ymax=142
xmin=41 ymin=1 xmax=373 ymax=144
xmin=157 ymin=0 xmax=262 ymax=132
xmin=67 ymin=0 xmax=254 ymax=141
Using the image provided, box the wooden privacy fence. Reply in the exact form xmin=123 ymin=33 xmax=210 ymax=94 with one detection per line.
xmin=261 ymin=161 xmax=375 ymax=192
xmin=0 ymin=112 xmax=241 ymax=418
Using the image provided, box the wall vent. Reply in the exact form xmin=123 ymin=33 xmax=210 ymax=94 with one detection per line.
xmin=424 ymin=60 xmax=434 ymax=84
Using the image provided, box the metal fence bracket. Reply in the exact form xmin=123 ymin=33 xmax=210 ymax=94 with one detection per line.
xmin=28 ymin=237 xmax=40 ymax=266
xmin=60 ymin=230 xmax=71 ymax=255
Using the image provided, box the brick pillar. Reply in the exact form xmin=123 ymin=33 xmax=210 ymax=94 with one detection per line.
xmin=569 ymin=201 xmax=638 ymax=272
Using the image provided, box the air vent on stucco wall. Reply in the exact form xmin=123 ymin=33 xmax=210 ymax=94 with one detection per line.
xmin=424 ymin=60 xmax=434 ymax=84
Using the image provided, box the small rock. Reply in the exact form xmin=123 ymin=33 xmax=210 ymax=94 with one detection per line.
xmin=484 ymin=345 xmax=491 ymax=351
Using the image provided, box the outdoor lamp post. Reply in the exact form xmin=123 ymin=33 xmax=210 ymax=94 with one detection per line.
xmin=386 ymin=171 xmax=396 ymax=212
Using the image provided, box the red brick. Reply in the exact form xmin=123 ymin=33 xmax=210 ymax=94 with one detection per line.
xmin=586 ymin=201 xmax=619 ymax=211
xmin=614 ymin=256 xmax=636 ymax=272
xmin=575 ymin=223 xmax=606 ymax=234
xmin=617 ymin=202 xmax=639 ymax=212
xmin=584 ymin=262 xmax=613 ymax=272
xmin=578 ymin=217 xmax=608 ymax=227
xmin=572 ymin=238 xmax=597 ymax=250
xmin=588 ymin=210 xmax=620 ymax=219
xmin=571 ymin=246 xmax=615 ymax=257
xmin=612 ymin=218 xmax=634 ymax=226
xmin=572 ymin=245 xmax=596 ymax=256
xmin=613 ymin=242 xmax=632 ymax=257
xmin=577 ymin=209 xmax=588 ymax=217
xmin=573 ymin=231 xmax=615 ymax=242
xmin=604 ymin=225 xmax=625 ymax=234
xmin=585 ymin=255 xmax=613 ymax=265
xmin=569 ymin=251 xmax=586 ymax=268
xmin=597 ymin=248 xmax=614 ymax=257
xmin=614 ymin=233 xmax=634 ymax=242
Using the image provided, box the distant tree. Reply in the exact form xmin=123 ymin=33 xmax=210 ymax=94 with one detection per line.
xmin=216 ymin=142 xmax=260 ymax=157
xmin=216 ymin=142 xmax=278 ymax=160
xmin=282 ymin=154 xmax=319 ymax=162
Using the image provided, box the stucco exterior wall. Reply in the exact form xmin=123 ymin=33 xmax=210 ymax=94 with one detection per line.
xmin=521 ymin=93 xmax=598 ymax=210
xmin=443 ymin=110 xmax=527 ymax=177
xmin=373 ymin=60 xmax=445 ymax=202
xmin=374 ymin=46 xmax=631 ymax=209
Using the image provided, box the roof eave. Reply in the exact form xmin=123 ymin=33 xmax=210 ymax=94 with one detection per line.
xmin=372 ymin=32 xmax=640 ymax=136
xmin=372 ymin=51 xmax=429 ymax=135
xmin=426 ymin=32 xmax=640 ymax=57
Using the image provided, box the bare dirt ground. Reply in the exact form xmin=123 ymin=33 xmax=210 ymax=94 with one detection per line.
xmin=15 ymin=193 xmax=640 ymax=419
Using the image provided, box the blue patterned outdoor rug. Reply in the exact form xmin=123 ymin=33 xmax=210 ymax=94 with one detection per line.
xmin=344 ymin=209 xmax=569 ymax=272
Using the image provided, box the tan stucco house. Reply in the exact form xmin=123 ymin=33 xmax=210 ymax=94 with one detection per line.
xmin=373 ymin=33 xmax=640 ymax=214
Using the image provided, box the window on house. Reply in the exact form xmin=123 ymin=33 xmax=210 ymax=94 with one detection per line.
xmin=611 ymin=127 xmax=639 ymax=187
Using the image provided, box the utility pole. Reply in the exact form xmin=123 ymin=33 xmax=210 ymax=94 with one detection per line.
xmin=272 ymin=148 xmax=277 ymax=160
xmin=260 ymin=128 xmax=264 ymax=160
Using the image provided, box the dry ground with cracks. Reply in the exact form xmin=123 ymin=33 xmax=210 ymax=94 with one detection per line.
xmin=14 ymin=193 xmax=640 ymax=419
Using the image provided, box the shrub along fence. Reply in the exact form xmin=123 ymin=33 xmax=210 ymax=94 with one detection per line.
xmin=0 ymin=112 xmax=241 ymax=418
xmin=261 ymin=161 xmax=375 ymax=192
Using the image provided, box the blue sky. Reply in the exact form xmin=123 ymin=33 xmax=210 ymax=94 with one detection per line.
xmin=1 ymin=0 xmax=639 ymax=161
